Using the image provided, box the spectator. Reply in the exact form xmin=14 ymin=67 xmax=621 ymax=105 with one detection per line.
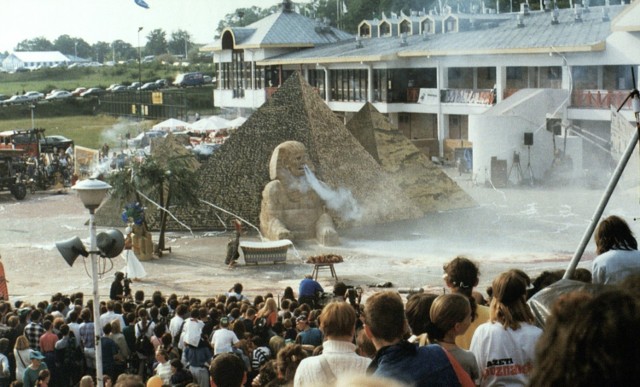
xmin=294 ymin=301 xmax=371 ymax=386
xmin=253 ymin=298 xmax=278 ymax=340
xmin=23 ymin=310 xmax=45 ymax=351
xmin=79 ymin=308 xmax=96 ymax=374
xmin=183 ymin=338 xmax=212 ymax=387
xmin=209 ymin=352 xmax=246 ymax=387
xmin=283 ymin=287 xmax=297 ymax=303
xmin=55 ymin=324 xmax=82 ymax=387
xmin=153 ymin=349 xmax=172 ymax=386
xmin=404 ymin=293 xmax=438 ymax=346
xmin=443 ymin=256 xmax=488 ymax=350
xmin=470 ymin=270 xmax=542 ymax=386
xmin=22 ymin=351 xmax=47 ymax=387
xmin=250 ymin=336 xmax=270 ymax=375
xmin=227 ymin=283 xmax=248 ymax=302
xmin=592 ymin=215 xmax=640 ymax=284
xmin=298 ymin=276 xmax=323 ymax=308
xmin=13 ymin=335 xmax=31 ymax=384
xmin=210 ymin=317 xmax=239 ymax=356
xmin=0 ymin=339 xmax=9 ymax=387
xmin=101 ymin=322 xmax=123 ymax=382
xmin=276 ymin=344 xmax=307 ymax=386
xmin=427 ymin=294 xmax=479 ymax=383
xmin=294 ymin=314 xmax=323 ymax=351
xmin=530 ymin=289 xmax=640 ymax=386
xmin=169 ymin=359 xmax=192 ymax=387
xmin=100 ymin=300 xmax=126 ymax=332
xmin=364 ymin=291 xmax=461 ymax=387
xmin=37 ymin=320 xmax=57 ymax=381
xmin=169 ymin=304 xmax=188 ymax=342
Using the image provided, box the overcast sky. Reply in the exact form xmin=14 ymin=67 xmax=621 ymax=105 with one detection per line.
xmin=2 ymin=0 xmax=296 ymax=53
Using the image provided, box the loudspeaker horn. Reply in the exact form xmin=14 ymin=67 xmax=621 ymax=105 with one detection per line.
xmin=55 ymin=237 xmax=89 ymax=267
xmin=96 ymin=229 xmax=125 ymax=258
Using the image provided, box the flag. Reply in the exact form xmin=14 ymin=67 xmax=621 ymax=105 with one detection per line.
xmin=135 ymin=0 xmax=150 ymax=9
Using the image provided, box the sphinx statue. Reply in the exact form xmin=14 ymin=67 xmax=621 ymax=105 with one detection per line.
xmin=260 ymin=141 xmax=339 ymax=246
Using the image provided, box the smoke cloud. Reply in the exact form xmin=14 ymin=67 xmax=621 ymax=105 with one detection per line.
xmin=303 ymin=165 xmax=362 ymax=221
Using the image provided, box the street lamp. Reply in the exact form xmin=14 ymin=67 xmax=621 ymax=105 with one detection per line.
xmin=138 ymin=27 xmax=143 ymax=124
xmin=55 ymin=178 xmax=124 ymax=387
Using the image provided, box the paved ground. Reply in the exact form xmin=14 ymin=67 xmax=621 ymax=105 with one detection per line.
xmin=0 ymin=167 xmax=637 ymax=304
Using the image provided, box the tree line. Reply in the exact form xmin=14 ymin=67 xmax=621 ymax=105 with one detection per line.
xmin=9 ymin=29 xmax=195 ymax=63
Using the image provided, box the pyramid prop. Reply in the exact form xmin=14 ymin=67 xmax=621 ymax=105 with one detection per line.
xmin=187 ymin=72 xmax=422 ymax=231
xmin=346 ymin=103 xmax=475 ymax=213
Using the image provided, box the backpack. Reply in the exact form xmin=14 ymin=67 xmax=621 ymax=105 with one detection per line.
xmin=253 ymin=317 xmax=268 ymax=336
xmin=135 ymin=322 xmax=154 ymax=357
xmin=61 ymin=332 xmax=83 ymax=368
xmin=172 ymin=320 xmax=186 ymax=348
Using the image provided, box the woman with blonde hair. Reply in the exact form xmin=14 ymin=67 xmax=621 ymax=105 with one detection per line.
xmin=254 ymin=297 xmax=278 ymax=339
xmin=13 ymin=335 xmax=31 ymax=383
xmin=470 ymin=270 xmax=542 ymax=386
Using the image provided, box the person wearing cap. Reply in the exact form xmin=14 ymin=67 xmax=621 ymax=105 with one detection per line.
xmin=23 ymin=350 xmax=47 ymax=387
xmin=294 ymin=314 xmax=323 ymax=351
xmin=210 ymin=317 xmax=240 ymax=356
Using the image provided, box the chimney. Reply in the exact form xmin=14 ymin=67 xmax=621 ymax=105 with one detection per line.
xmin=400 ymin=32 xmax=408 ymax=47
xmin=602 ymin=7 xmax=610 ymax=21
xmin=520 ymin=3 xmax=530 ymax=16
xmin=355 ymin=35 xmax=363 ymax=49
xmin=517 ymin=14 xmax=525 ymax=28
xmin=544 ymin=0 xmax=552 ymax=12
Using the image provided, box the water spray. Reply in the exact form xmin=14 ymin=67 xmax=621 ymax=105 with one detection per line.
xmin=303 ymin=165 xmax=362 ymax=221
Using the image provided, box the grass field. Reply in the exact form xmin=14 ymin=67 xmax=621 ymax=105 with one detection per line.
xmin=0 ymin=115 xmax=154 ymax=150
xmin=0 ymin=63 xmax=213 ymax=96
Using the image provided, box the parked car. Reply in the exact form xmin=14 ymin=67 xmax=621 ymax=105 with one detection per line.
xmin=24 ymin=91 xmax=44 ymax=101
xmin=0 ymin=95 xmax=8 ymax=102
xmin=45 ymin=91 xmax=73 ymax=100
xmin=203 ymin=75 xmax=213 ymax=84
xmin=139 ymin=82 xmax=159 ymax=91
xmin=173 ymin=72 xmax=204 ymax=87
xmin=155 ymin=79 xmax=168 ymax=88
xmin=39 ymin=135 xmax=74 ymax=152
xmin=71 ymin=87 xmax=87 ymax=97
xmin=127 ymin=82 xmax=142 ymax=90
xmin=111 ymin=85 xmax=128 ymax=93
xmin=80 ymin=88 xmax=106 ymax=97
xmin=106 ymin=84 xmax=122 ymax=91
xmin=1 ymin=95 xmax=30 ymax=105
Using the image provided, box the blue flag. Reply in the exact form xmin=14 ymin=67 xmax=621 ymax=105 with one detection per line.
xmin=135 ymin=0 xmax=149 ymax=9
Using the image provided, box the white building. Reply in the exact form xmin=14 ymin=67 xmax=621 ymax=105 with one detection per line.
xmin=205 ymin=0 xmax=640 ymax=186
xmin=2 ymin=51 xmax=70 ymax=71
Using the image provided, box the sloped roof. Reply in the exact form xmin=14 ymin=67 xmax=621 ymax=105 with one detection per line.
xmin=10 ymin=51 xmax=69 ymax=62
xmin=183 ymin=72 xmax=422 ymax=230
xmin=260 ymin=4 xmax=627 ymax=64
xmin=347 ymin=103 xmax=475 ymax=213
xmin=208 ymin=9 xmax=353 ymax=51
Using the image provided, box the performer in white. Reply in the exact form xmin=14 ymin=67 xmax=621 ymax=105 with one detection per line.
xmin=122 ymin=226 xmax=147 ymax=280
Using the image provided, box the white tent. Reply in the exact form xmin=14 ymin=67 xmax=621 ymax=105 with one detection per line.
xmin=228 ymin=116 xmax=247 ymax=128
xmin=152 ymin=118 xmax=189 ymax=132
xmin=187 ymin=116 xmax=231 ymax=132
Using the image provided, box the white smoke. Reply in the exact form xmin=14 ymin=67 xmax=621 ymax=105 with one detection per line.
xmin=303 ymin=165 xmax=362 ymax=221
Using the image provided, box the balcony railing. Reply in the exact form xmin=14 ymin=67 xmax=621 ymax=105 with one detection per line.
xmin=406 ymin=88 xmax=495 ymax=105
xmin=571 ymin=89 xmax=633 ymax=110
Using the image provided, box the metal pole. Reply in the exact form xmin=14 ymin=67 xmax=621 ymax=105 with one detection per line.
xmin=564 ymin=125 xmax=639 ymax=279
xmin=138 ymin=27 xmax=143 ymax=125
xmin=89 ymin=208 xmax=104 ymax=387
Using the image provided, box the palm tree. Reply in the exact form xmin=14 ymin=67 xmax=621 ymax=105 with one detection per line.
xmin=108 ymin=148 xmax=200 ymax=256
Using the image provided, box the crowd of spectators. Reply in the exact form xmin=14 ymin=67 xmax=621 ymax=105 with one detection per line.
xmin=1 ymin=214 xmax=639 ymax=387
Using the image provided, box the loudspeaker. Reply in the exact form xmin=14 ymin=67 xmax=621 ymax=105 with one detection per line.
xmin=524 ymin=132 xmax=534 ymax=146
xmin=55 ymin=237 xmax=88 ymax=267
xmin=96 ymin=229 xmax=125 ymax=258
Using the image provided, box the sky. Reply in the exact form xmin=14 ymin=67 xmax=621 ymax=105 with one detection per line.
xmin=1 ymin=0 xmax=297 ymax=53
